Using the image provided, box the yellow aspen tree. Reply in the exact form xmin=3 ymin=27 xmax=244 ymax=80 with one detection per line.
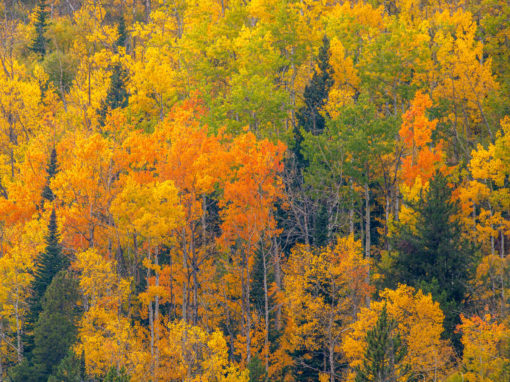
xmin=343 ymin=285 xmax=454 ymax=382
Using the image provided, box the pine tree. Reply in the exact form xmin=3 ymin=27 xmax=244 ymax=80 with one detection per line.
xmin=355 ymin=305 xmax=410 ymax=382
xmin=30 ymin=0 xmax=50 ymax=58
xmin=24 ymin=208 xmax=68 ymax=355
xmin=387 ymin=172 xmax=476 ymax=349
xmin=41 ymin=147 xmax=58 ymax=203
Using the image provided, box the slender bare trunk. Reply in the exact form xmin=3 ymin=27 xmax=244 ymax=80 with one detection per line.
xmin=182 ymin=226 xmax=188 ymax=324
xmin=0 ymin=321 xmax=3 ymax=382
xmin=147 ymin=243 xmax=154 ymax=379
xmin=500 ymin=230 xmax=506 ymax=315
xmin=154 ymin=245 xmax=159 ymax=373
xmin=262 ymin=245 xmax=269 ymax=374
xmin=14 ymin=284 xmax=21 ymax=362
xmin=273 ymin=237 xmax=281 ymax=331
xmin=365 ymin=181 xmax=371 ymax=306
xmin=242 ymin=245 xmax=252 ymax=364
xmin=385 ymin=193 xmax=390 ymax=251
xmin=349 ymin=182 xmax=354 ymax=236
xmin=145 ymin=0 xmax=151 ymax=23
xmin=328 ymin=314 xmax=335 ymax=382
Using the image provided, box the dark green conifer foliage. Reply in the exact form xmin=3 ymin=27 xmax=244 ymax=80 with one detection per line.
xmin=41 ymin=147 xmax=58 ymax=203
xmin=296 ymin=35 xmax=334 ymax=136
xmin=31 ymin=271 xmax=81 ymax=380
xmin=355 ymin=305 xmax=410 ymax=382
xmin=24 ymin=208 xmax=67 ymax=355
xmin=292 ymin=35 xmax=334 ymax=170
xmin=250 ymin=247 xmax=274 ymax=316
xmin=31 ymin=209 xmax=67 ymax=315
xmin=386 ymin=172 xmax=476 ymax=349
xmin=103 ymin=367 xmax=130 ymax=382
xmin=48 ymin=351 xmax=87 ymax=382
xmin=247 ymin=356 xmax=267 ymax=382
xmin=313 ymin=202 xmax=329 ymax=247
xmin=103 ymin=64 xmax=129 ymax=110
xmin=30 ymin=0 xmax=50 ymax=58
xmin=99 ymin=16 xmax=129 ymax=123
xmin=116 ymin=15 xmax=127 ymax=51
xmin=11 ymin=271 xmax=80 ymax=382
xmin=7 ymin=359 xmax=35 ymax=382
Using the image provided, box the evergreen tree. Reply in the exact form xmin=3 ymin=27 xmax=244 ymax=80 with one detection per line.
xmin=48 ymin=351 xmax=87 ymax=382
xmin=292 ymin=35 xmax=334 ymax=171
xmin=355 ymin=305 xmax=410 ymax=382
xmin=11 ymin=271 xmax=80 ymax=382
xmin=247 ymin=356 xmax=267 ymax=382
xmin=41 ymin=147 xmax=58 ymax=203
xmin=250 ymin=247 xmax=275 ymax=317
xmin=30 ymin=0 xmax=50 ymax=58
xmin=115 ymin=15 xmax=127 ymax=51
xmin=386 ymin=172 xmax=476 ymax=349
xmin=313 ymin=202 xmax=329 ymax=247
xmin=283 ymin=36 xmax=335 ymax=249
xmin=98 ymin=16 xmax=129 ymax=123
xmin=102 ymin=64 xmax=129 ymax=111
xmin=103 ymin=367 xmax=130 ymax=382
xmin=296 ymin=35 xmax=334 ymax=136
xmin=24 ymin=208 xmax=68 ymax=355
xmin=31 ymin=271 xmax=82 ymax=380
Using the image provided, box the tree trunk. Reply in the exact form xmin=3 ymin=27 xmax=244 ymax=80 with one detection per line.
xmin=273 ymin=237 xmax=282 ymax=331
xmin=501 ymin=230 xmax=506 ymax=316
xmin=328 ymin=313 xmax=335 ymax=382
xmin=349 ymin=181 xmax=354 ymax=236
xmin=145 ymin=0 xmax=151 ymax=23
xmin=182 ymin=226 xmax=188 ymax=324
xmin=365 ymin=181 xmax=371 ymax=306
xmin=15 ymin=284 xmax=21 ymax=362
xmin=242 ymin=245 xmax=252 ymax=364
xmin=0 ymin=321 xmax=3 ymax=382
xmin=154 ymin=245 xmax=160 ymax=373
xmin=263 ymin=245 xmax=269 ymax=374
xmin=147 ymin=243 xmax=154 ymax=379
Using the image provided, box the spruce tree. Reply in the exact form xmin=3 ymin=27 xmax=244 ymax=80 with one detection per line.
xmin=355 ymin=305 xmax=410 ymax=382
xmin=41 ymin=147 xmax=58 ymax=203
xmin=387 ymin=172 xmax=476 ymax=349
xmin=11 ymin=271 xmax=80 ymax=382
xmin=116 ymin=15 xmax=127 ymax=51
xmin=24 ymin=208 xmax=67 ymax=355
xmin=292 ymin=35 xmax=334 ymax=170
xmin=296 ymin=35 xmax=334 ymax=136
xmin=284 ymin=36 xmax=334 ymax=249
xmin=103 ymin=367 xmax=130 ymax=382
xmin=30 ymin=0 xmax=50 ymax=58
xmin=31 ymin=271 xmax=82 ymax=380
xmin=102 ymin=64 xmax=129 ymax=111
xmin=99 ymin=16 xmax=129 ymax=124
xmin=48 ymin=351 xmax=87 ymax=382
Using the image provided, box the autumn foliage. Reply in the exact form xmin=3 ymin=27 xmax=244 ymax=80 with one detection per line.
xmin=0 ymin=0 xmax=509 ymax=381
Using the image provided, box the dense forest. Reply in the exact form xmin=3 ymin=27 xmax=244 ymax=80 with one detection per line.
xmin=0 ymin=0 xmax=508 ymax=381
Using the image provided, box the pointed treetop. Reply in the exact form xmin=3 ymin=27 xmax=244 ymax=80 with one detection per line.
xmin=42 ymin=147 xmax=58 ymax=202
xmin=30 ymin=0 xmax=50 ymax=58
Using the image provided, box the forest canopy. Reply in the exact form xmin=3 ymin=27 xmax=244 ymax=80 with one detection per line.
xmin=0 ymin=0 xmax=508 ymax=381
